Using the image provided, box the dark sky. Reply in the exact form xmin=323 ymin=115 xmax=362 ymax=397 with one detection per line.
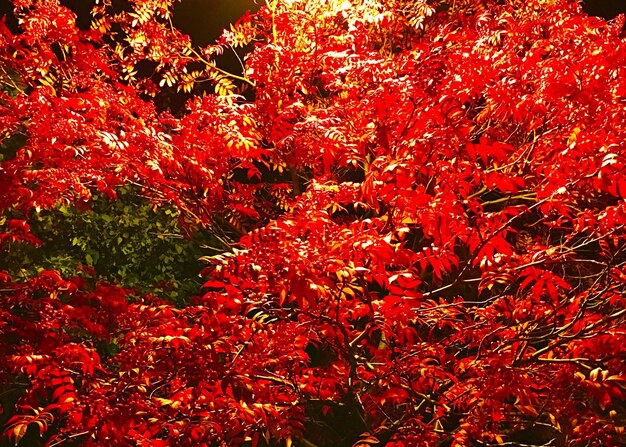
xmin=582 ymin=0 xmax=626 ymax=19
xmin=171 ymin=0 xmax=260 ymax=45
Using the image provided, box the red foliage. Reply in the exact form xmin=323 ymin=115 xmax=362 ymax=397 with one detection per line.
xmin=2 ymin=0 xmax=626 ymax=446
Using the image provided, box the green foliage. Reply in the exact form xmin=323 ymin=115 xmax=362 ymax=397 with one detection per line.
xmin=1 ymin=187 xmax=216 ymax=304
xmin=0 ymin=129 xmax=25 ymax=162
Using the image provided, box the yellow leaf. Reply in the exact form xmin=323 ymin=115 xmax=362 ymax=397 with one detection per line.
xmin=154 ymin=398 xmax=172 ymax=407
xmin=12 ymin=423 xmax=28 ymax=445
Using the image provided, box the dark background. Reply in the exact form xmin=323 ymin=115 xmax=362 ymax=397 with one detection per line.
xmin=583 ymin=0 xmax=626 ymax=19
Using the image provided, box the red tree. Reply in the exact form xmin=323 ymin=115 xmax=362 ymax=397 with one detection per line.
xmin=2 ymin=0 xmax=626 ymax=446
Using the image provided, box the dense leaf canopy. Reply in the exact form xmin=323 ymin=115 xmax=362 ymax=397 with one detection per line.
xmin=1 ymin=0 xmax=626 ymax=446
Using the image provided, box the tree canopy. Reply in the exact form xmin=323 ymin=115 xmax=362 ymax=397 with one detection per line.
xmin=1 ymin=0 xmax=626 ymax=446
